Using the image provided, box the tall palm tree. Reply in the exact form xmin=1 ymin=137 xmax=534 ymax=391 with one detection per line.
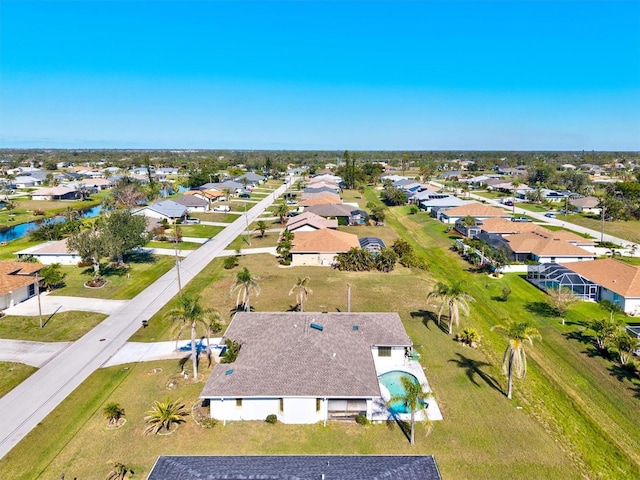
xmin=144 ymin=398 xmax=188 ymax=434
xmin=274 ymin=201 xmax=290 ymax=224
xmin=165 ymin=295 xmax=220 ymax=380
xmin=386 ymin=377 xmax=432 ymax=445
xmin=230 ymin=267 xmax=260 ymax=312
xmin=289 ymin=276 xmax=313 ymax=312
xmin=426 ymin=280 xmax=475 ymax=334
xmin=492 ymin=321 xmax=541 ymax=399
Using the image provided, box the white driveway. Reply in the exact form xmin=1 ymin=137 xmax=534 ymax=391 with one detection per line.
xmin=4 ymin=293 xmax=129 ymax=316
xmin=0 ymin=339 xmax=71 ymax=368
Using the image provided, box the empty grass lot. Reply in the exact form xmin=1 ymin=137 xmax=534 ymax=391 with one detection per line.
xmin=0 ymin=311 xmax=107 ymax=342
xmin=1 ymin=189 xmax=638 ymax=479
xmin=556 ymin=214 xmax=640 ymax=244
xmin=48 ymin=255 xmax=175 ymax=299
xmin=0 ymin=362 xmax=37 ymax=400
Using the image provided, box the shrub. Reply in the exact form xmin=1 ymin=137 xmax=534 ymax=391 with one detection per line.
xmin=223 ymin=256 xmax=238 ymax=269
xmin=355 ymin=414 xmax=369 ymax=425
xmin=33 ymin=209 xmax=45 ymax=216
xmin=77 ymin=260 xmax=93 ymax=268
xmin=501 ymin=286 xmax=512 ymax=302
xmin=399 ymin=251 xmax=429 ymax=270
xmin=265 ymin=414 xmax=278 ymax=424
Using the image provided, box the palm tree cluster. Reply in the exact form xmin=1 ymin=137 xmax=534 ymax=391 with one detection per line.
xmin=144 ymin=398 xmax=188 ymax=434
xmin=334 ymin=247 xmax=398 ymax=273
xmin=427 ymin=280 xmax=475 ymax=335
xmin=587 ymin=317 xmax=639 ymax=366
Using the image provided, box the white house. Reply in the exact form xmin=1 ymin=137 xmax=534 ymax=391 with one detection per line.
xmin=0 ymin=261 xmax=43 ymax=310
xmin=200 ymin=312 xmax=416 ymax=424
xmin=290 ymin=228 xmax=359 ymax=266
xmin=133 ymin=200 xmax=188 ymax=223
xmin=14 ymin=238 xmax=82 ymax=266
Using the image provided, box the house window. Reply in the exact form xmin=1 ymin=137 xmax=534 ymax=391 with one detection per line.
xmin=316 ymin=398 xmax=321 ymax=412
xmin=378 ymin=346 xmax=392 ymax=357
xmin=279 ymin=398 xmax=284 ymax=413
xmin=236 ymin=399 xmax=242 ymax=407
xmin=28 ymin=283 xmax=36 ymax=297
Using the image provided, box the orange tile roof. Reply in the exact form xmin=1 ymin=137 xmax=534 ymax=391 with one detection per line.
xmin=291 ymin=228 xmax=359 ymax=253
xmin=286 ymin=211 xmax=338 ymax=230
xmin=561 ymin=258 xmax=640 ymax=297
xmin=0 ymin=261 xmax=43 ymax=295
xmin=479 ymin=218 xmax=547 ymax=235
xmin=298 ymin=195 xmax=343 ymax=207
xmin=506 ymin=231 xmax=595 ymax=257
xmin=442 ymin=202 xmax=508 ymax=218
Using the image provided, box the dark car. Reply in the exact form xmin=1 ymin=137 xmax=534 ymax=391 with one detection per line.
xmin=239 ymin=192 xmax=251 ymax=199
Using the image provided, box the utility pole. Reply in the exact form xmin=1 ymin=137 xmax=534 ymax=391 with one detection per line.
xmin=35 ymin=271 xmax=43 ymax=328
xmin=601 ymin=204 xmax=606 ymax=243
xmin=347 ymin=284 xmax=351 ymax=313
xmin=174 ymin=226 xmax=182 ymax=297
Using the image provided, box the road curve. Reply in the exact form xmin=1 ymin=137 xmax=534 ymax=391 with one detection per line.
xmin=0 ymin=179 xmax=291 ymax=460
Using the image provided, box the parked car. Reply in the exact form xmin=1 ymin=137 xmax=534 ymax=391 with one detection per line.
xmin=183 ymin=218 xmax=200 ymax=224
xmin=511 ymin=217 xmax=532 ymax=222
xmin=213 ymin=205 xmax=231 ymax=212
xmin=544 ymin=212 xmax=556 ymax=218
xmin=239 ymin=192 xmax=251 ymax=199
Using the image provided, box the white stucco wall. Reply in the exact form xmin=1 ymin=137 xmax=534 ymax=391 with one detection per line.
xmin=32 ymin=254 xmax=82 ymax=266
xmin=536 ymin=255 xmax=595 ymax=264
xmin=209 ymin=396 xmax=327 ymax=424
xmin=372 ymin=346 xmax=407 ymax=372
xmin=600 ymin=289 xmax=640 ymax=315
xmin=291 ymin=252 xmax=336 ymax=266
xmin=0 ymin=285 xmax=33 ymax=310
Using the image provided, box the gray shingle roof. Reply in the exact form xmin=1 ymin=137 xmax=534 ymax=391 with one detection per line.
xmin=173 ymin=195 xmax=209 ymax=208
xmin=306 ymin=204 xmax=357 ymax=218
xmin=143 ymin=200 xmax=188 ymax=218
xmin=201 ymin=312 xmax=411 ymax=399
xmin=147 ymin=455 xmax=442 ymax=480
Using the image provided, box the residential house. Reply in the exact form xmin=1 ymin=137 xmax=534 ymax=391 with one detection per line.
xmin=557 ymin=259 xmax=640 ymax=315
xmin=359 ymin=237 xmax=386 ymax=254
xmin=31 ymin=186 xmax=78 ymax=201
xmin=298 ymin=195 xmax=343 ymax=207
xmin=569 ymin=196 xmax=601 ymax=215
xmin=437 ymin=202 xmax=509 ymax=224
xmin=78 ymin=178 xmax=113 ymax=190
xmin=12 ymin=176 xmax=39 ymax=189
xmin=235 ymin=172 xmax=266 ymax=185
xmin=0 ymin=261 xmax=43 ymax=310
xmin=502 ymin=230 xmax=596 ymax=264
xmin=200 ymin=312 xmax=414 ymax=424
xmin=290 ymin=228 xmax=360 ymax=266
xmin=286 ymin=211 xmax=338 ymax=232
xmin=184 ymin=189 xmax=226 ymax=204
xmin=147 ymin=455 xmax=442 ymax=480
xmin=305 ymin=203 xmax=359 ymax=225
xmin=476 ymin=218 xmax=546 ymax=236
xmin=15 ymin=238 xmax=81 ymax=266
xmin=173 ymin=194 xmax=210 ymax=212
xmin=133 ymin=200 xmax=188 ymax=223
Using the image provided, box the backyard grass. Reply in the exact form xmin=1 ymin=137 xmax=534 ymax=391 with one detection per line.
xmin=0 ymin=362 xmax=37 ymax=400
xmin=48 ymin=255 xmax=175 ymax=300
xmin=0 ymin=193 xmax=107 ymax=228
xmin=0 ymin=311 xmax=107 ymax=341
xmin=0 ymin=236 xmax=43 ymax=260
xmin=555 ymin=214 xmax=640 ymax=244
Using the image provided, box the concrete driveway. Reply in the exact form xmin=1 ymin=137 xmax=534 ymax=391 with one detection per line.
xmin=0 ymin=339 xmax=71 ymax=368
xmin=4 ymin=293 xmax=130 ymax=316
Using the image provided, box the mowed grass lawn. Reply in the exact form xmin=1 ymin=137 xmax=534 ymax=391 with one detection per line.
xmin=48 ymin=255 xmax=175 ymax=299
xmin=556 ymin=214 xmax=640 ymax=243
xmin=0 ymin=311 xmax=107 ymax=342
xmin=2 ymin=190 xmax=639 ymax=479
xmin=0 ymin=362 xmax=37 ymax=399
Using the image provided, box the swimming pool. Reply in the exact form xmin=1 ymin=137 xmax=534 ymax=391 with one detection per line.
xmin=378 ymin=370 xmax=425 ymax=415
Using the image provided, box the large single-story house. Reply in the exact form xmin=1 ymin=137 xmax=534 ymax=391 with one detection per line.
xmin=173 ymin=194 xmax=209 ymax=212
xmin=437 ymin=202 xmax=509 ymax=224
xmin=200 ymin=312 xmax=416 ymax=424
xmin=14 ymin=238 xmax=81 ymax=265
xmin=569 ymin=196 xmax=601 ymax=215
xmin=133 ymin=200 xmax=188 ymax=223
xmin=298 ymin=195 xmax=343 ymax=207
xmin=503 ymin=230 xmax=596 ymax=264
xmin=30 ymin=186 xmax=79 ymax=201
xmin=305 ymin=203 xmax=359 ymax=225
xmin=559 ymin=259 xmax=640 ymax=315
xmin=290 ymin=228 xmax=359 ymax=266
xmin=147 ymin=455 xmax=442 ymax=480
xmin=12 ymin=176 xmax=40 ymax=189
xmin=0 ymin=261 xmax=43 ymax=310
xmin=235 ymin=172 xmax=266 ymax=185
xmin=286 ymin=211 xmax=338 ymax=232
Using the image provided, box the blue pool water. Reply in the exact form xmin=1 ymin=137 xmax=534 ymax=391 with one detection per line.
xmin=378 ymin=370 xmax=424 ymax=415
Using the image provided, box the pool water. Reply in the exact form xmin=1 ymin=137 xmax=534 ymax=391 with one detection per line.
xmin=378 ymin=370 xmax=425 ymax=415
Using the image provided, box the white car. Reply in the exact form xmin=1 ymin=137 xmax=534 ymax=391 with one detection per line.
xmin=213 ymin=205 xmax=230 ymax=212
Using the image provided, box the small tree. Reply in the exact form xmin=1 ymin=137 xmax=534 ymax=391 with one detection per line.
xmin=457 ymin=328 xmax=480 ymax=347
xmin=611 ymin=331 xmax=638 ymax=365
xmin=39 ymin=263 xmax=65 ymax=290
xmin=102 ymin=402 xmax=125 ymax=426
xmin=289 ymin=276 xmax=313 ymax=312
xmin=547 ymin=287 xmax=579 ymax=316
xmin=375 ymin=247 xmax=397 ymax=273
xmin=220 ymin=338 xmax=242 ymax=363
xmin=256 ymin=220 xmax=268 ymax=238
xmin=144 ymin=398 xmax=188 ymax=434
xmin=105 ymin=461 xmax=134 ymax=480
xmin=230 ymin=267 xmax=260 ymax=312
xmin=587 ymin=317 xmax=619 ymax=350
xmin=386 ymin=377 xmax=432 ymax=445
xmin=501 ymin=285 xmax=512 ymax=302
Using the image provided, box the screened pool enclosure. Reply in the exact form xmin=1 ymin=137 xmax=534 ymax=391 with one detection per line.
xmin=527 ymin=263 xmax=598 ymax=301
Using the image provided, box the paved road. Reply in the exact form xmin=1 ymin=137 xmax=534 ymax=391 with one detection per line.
xmin=0 ymin=179 xmax=291 ymax=460
xmin=429 ymin=181 xmax=637 ymax=249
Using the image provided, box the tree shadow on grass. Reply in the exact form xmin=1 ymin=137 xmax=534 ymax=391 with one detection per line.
xmin=609 ymin=362 xmax=638 ymax=383
xmin=410 ymin=310 xmax=447 ymax=333
xmin=385 ymin=417 xmax=411 ymax=444
xmin=524 ymin=301 xmax=558 ymax=317
xmin=124 ymin=251 xmax=157 ymax=264
xmin=563 ymin=329 xmax=593 ymax=347
xmin=448 ymin=352 xmax=504 ymax=394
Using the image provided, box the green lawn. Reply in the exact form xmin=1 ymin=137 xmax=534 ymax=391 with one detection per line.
xmin=190 ymin=211 xmax=240 ymax=223
xmin=1 ymin=189 xmax=639 ymax=479
xmin=555 ymin=214 xmax=640 ymax=243
xmin=518 ymin=202 xmax=552 ymax=213
xmin=0 ymin=236 xmax=44 ymax=260
xmin=145 ymin=241 xmax=201 ymax=250
xmin=0 ymin=362 xmax=37 ymax=400
xmin=48 ymin=255 xmax=175 ymax=299
xmin=0 ymin=311 xmax=107 ymax=341
xmin=178 ymin=224 xmax=224 ymax=238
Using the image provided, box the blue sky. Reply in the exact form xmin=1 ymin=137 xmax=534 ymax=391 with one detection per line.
xmin=1 ymin=0 xmax=639 ymax=150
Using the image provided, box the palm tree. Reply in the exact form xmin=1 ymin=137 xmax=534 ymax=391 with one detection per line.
xmin=144 ymin=398 xmax=188 ymax=434
xmin=587 ymin=317 xmax=618 ymax=350
xmin=611 ymin=331 xmax=638 ymax=365
xmin=386 ymin=377 xmax=432 ymax=445
xmin=165 ymin=295 xmax=220 ymax=380
xmin=426 ymin=280 xmax=475 ymax=334
xmin=230 ymin=267 xmax=260 ymax=312
xmin=274 ymin=201 xmax=290 ymax=224
xmin=102 ymin=402 xmax=125 ymax=426
xmin=492 ymin=321 xmax=541 ymax=399
xmin=289 ymin=276 xmax=313 ymax=312
xmin=256 ymin=220 xmax=268 ymax=238
xmin=105 ymin=461 xmax=134 ymax=480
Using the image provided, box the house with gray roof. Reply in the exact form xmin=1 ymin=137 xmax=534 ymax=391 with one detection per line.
xmin=200 ymin=312 xmax=417 ymax=424
xmin=133 ymin=200 xmax=188 ymax=223
xmin=235 ymin=172 xmax=265 ymax=184
xmin=147 ymin=455 xmax=442 ymax=480
xmin=173 ymin=194 xmax=210 ymax=212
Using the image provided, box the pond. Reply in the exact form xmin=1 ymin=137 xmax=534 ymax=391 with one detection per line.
xmin=0 ymin=205 xmax=102 ymax=243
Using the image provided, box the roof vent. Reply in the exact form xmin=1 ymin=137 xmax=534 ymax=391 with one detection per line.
xmin=352 ymin=325 xmax=359 ymax=331
xmin=225 ymin=369 xmax=234 ymax=375
xmin=310 ymin=323 xmax=324 ymax=331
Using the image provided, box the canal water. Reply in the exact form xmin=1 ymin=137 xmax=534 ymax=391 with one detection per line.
xmin=0 ymin=205 xmax=102 ymax=244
